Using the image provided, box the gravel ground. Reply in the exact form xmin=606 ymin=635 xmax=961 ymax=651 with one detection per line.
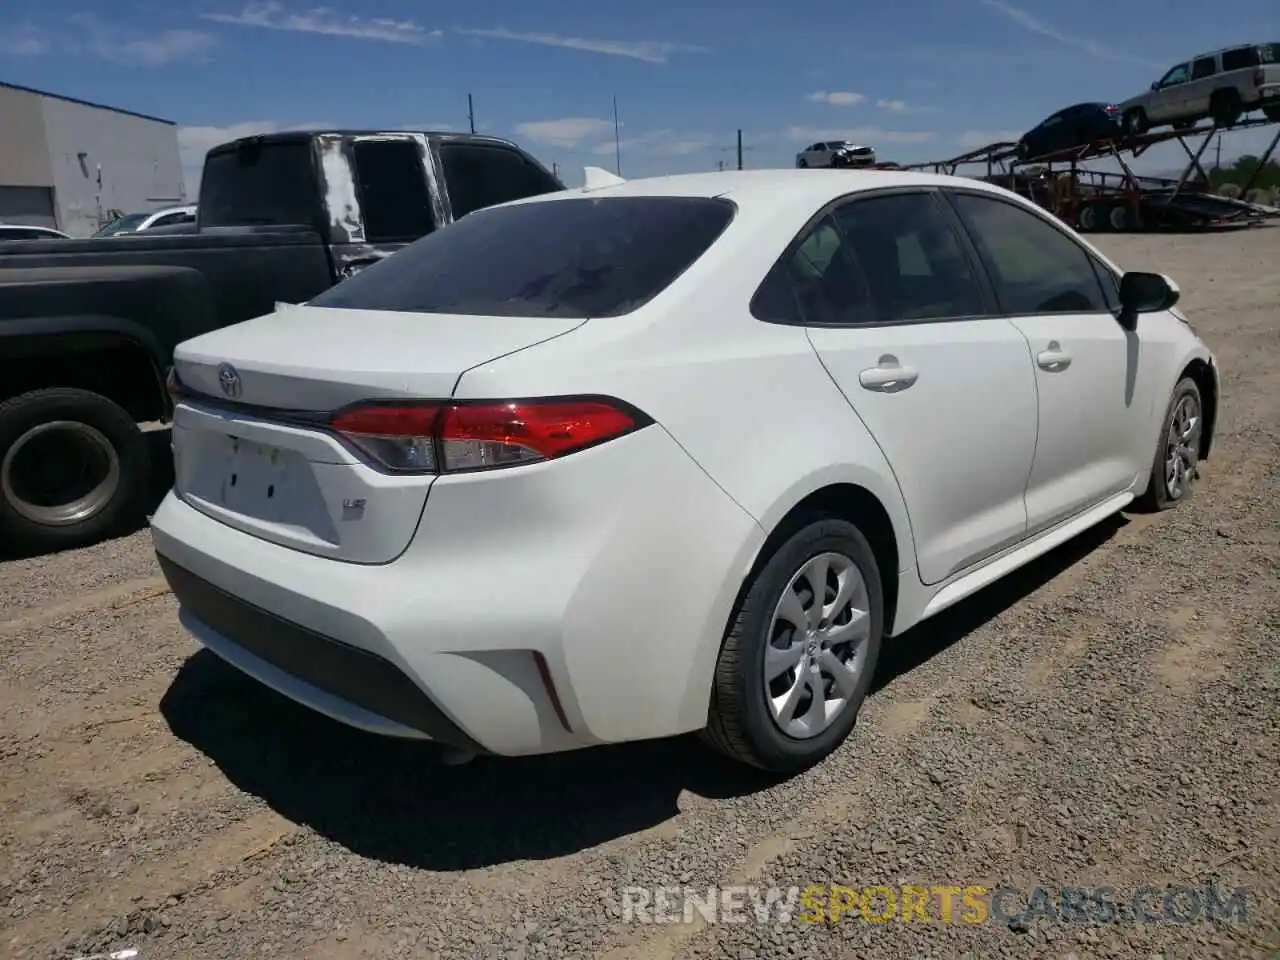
xmin=2 ymin=227 xmax=1277 ymax=960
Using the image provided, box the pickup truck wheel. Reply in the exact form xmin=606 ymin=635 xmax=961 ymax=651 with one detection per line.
xmin=0 ymin=388 xmax=151 ymax=555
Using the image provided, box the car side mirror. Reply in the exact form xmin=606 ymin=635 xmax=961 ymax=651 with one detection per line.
xmin=1151 ymin=81 xmax=1159 ymax=90
xmin=1118 ymin=271 xmax=1180 ymax=328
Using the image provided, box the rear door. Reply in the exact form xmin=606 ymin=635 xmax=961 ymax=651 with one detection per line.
xmin=945 ymin=189 xmax=1150 ymax=534
xmin=435 ymin=141 xmax=563 ymax=222
xmin=763 ymin=188 xmax=1038 ymax=585
xmin=1185 ymin=55 xmax=1220 ymax=117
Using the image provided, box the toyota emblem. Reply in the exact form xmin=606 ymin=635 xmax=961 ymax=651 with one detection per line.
xmin=217 ymin=363 xmax=242 ymax=399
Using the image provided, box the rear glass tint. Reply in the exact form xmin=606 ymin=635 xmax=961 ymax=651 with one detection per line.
xmin=198 ymin=141 xmax=319 ymax=228
xmin=1221 ymin=47 xmax=1258 ymax=71
xmin=309 ymin=196 xmax=736 ymax=318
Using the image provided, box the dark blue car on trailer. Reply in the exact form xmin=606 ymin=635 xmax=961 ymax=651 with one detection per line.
xmin=1016 ymin=102 xmax=1122 ymax=161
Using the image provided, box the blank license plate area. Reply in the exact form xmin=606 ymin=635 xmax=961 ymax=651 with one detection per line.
xmin=214 ymin=435 xmax=301 ymax=522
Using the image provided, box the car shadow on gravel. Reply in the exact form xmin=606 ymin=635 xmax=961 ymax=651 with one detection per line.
xmin=159 ymin=511 xmax=1130 ymax=870
xmin=869 ymin=511 xmax=1127 ymax=694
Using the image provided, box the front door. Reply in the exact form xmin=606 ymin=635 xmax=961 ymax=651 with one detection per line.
xmin=945 ymin=190 xmax=1150 ymax=534
xmin=771 ymin=189 xmax=1038 ymax=585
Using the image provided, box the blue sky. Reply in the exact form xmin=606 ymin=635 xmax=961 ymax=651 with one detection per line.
xmin=3 ymin=0 xmax=1278 ymax=196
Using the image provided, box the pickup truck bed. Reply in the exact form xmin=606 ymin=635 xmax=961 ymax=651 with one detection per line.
xmin=0 ymin=129 xmax=564 ymax=555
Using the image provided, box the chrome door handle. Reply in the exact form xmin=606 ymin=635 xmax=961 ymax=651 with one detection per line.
xmin=1036 ymin=342 xmax=1072 ymax=371
xmin=858 ymin=360 xmax=919 ymax=392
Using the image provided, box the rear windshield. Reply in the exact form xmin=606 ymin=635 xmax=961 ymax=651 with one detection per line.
xmin=198 ymin=141 xmax=319 ymax=228
xmin=309 ymin=196 xmax=736 ymax=319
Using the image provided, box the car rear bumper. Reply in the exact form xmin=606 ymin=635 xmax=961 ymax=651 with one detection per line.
xmin=151 ymin=424 xmax=765 ymax=756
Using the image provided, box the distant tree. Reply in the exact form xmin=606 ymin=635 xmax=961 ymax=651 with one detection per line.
xmin=1209 ymin=155 xmax=1280 ymax=190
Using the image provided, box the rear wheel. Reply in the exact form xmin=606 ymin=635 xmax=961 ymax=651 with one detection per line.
xmin=1210 ymin=89 xmax=1243 ymax=127
xmin=1076 ymin=203 xmax=1107 ymax=232
xmin=702 ymin=517 xmax=884 ymax=774
xmin=0 ymin=388 xmax=150 ymax=555
xmin=1133 ymin=377 xmax=1203 ymax=512
xmin=1109 ymin=202 xmax=1141 ymax=232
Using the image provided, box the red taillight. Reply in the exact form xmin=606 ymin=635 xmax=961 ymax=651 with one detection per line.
xmin=330 ymin=398 xmax=647 ymax=474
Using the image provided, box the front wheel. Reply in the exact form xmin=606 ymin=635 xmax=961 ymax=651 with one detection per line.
xmin=702 ymin=517 xmax=884 ymax=774
xmin=0 ymin=387 xmax=151 ymax=555
xmin=1133 ymin=377 xmax=1203 ymax=512
xmin=797 ymin=158 xmax=808 ymax=168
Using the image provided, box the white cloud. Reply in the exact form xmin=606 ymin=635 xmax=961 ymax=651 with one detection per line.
xmin=806 ymin=91 xmax=865 ymax=107
xmin=591 ymin=129 xmax=713 ymax=158
xmin=786 ymin=125 xmax=936 ymax=144
xmin=3 ymin=17 xmax=217 ymax=64
xmin=178 ymin=119 xmax=332 ymax=195
xmin=956 ymin=129 xmax=1024 ymax=148
xmin=203 ymin=3 xmax=440 ymax=44
xmin=457 ymin=27 xmax=703 ymax=63
xmin=978 ymin=0 xmax=1159 ymax=67
xmin=100 ymin=28 xmax=217 ymax=66
xmin=876 ymin=99 xmax=933 ymax=115
xmin=0 ymin=25 xmax=51 ymax=56
xmin=514 ymin=117 xmax=617 ymax=148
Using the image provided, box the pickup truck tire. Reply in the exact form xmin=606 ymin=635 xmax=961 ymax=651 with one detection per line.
xmin=0 ymin=388 xmax=151 ymax=555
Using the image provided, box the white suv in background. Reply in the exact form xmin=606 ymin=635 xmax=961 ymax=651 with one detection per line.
xmin=1119 ymin=42 xmax=1280 ymax=134
xmin=795 ymin=141 xmax=877 ymax=168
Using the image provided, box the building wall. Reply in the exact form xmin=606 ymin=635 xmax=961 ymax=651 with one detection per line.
xmin=0 ymin=85 xmax=57 ymax=227
xmin=40 ymin=96 xmax=185 ymax=237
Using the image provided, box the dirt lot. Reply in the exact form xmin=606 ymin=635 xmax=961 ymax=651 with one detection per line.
xmin=2 ymin=227 xmax=1278 ymax=960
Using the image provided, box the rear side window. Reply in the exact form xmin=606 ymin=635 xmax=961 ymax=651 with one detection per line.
xmin=1191 ymin=56 xmax=1217 ymax=80
xmin=352 ymin=139 xmax=434 ymax=242
xmin=1221 ymin=47 xmax=1258 ymax=71
xmin=831 ymin=193 xmax=985 ymax=321
xmin=438 ymin=143 xmax=563 ymax=220
xmin=948 ymin=192 xmax=1107 ymax=314
xmin=199 ymin=141 xmax=319 ymax=228
xmin=309 ymin=196 xmax=735 ymax=318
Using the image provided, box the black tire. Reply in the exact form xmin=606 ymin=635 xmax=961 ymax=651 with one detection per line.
xmin=1123 ymin=108 xmax=1149 ymax=136
xmin=702 ymin=516 xmax=885 ymax=774
xmin=797 ymin=158 xmax=808 ymax=168
xmin=1077 ymin=203 xmax=1106 ymax=232
xmin=1210 ymin=90 xmax=1243 ymax=127
xmin=1133 ymin=377 xmax=1203 ymax=513
xmin=0 ymin=388 xmax=151 ymax=555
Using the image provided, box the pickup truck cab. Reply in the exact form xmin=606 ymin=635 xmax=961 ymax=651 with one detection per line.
xmin=0 ymin=130 xmax=564 ymax=555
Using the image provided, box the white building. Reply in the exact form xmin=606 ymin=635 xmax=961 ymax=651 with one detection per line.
xmin=0 ymin=81 xmax=185 ymax=238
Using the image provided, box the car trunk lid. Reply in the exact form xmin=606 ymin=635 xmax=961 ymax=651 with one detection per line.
xmin=171 ymin=305 xmax=585 ymax=562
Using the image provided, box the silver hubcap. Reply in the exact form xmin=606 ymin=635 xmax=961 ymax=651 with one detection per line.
xmin=1 ymin=420 xmax=121 ymax=526
xmin=764 ymin=552 xmax=872 ymax=739
xmin=1164 ymin=394 xmax=1200 ymax=501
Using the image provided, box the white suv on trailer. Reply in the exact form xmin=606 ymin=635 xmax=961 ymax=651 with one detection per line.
xmin=1119 ymin=42 xmax=1280 ymax=134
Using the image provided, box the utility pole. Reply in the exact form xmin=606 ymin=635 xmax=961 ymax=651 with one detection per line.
xmin=612 ymin=96 xmax=622 ymax=176
xmin=467 ymin=93 xmax=475 ymax=134
xmin=719 ymin=129 xmax=753 ymax=170
xmin=552 ymin=161 xmax=559 ymax=179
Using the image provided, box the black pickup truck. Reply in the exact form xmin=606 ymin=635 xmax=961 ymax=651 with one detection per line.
xmin=0 ymin=130 xmax=564 ymax=554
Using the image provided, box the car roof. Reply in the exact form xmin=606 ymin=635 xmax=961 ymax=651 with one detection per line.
xmin=508 ymin=168 xmax=1018 ymax=212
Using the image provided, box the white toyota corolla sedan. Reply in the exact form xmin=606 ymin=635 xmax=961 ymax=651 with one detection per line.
xmin=152 ymin=167 xmax=1218 ymax=774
